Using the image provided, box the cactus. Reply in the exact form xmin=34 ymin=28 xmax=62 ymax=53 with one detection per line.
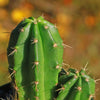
xmin=7 ymin=16 xmax=63 ymax=100
xmin=56 ymin=68 xmax=95 ymax=100
xmin=6 ymin=16 xmax=96 ymax=100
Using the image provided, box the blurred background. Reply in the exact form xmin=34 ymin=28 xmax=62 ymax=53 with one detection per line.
xmin=0 ymin=0 xmax=100 ymax=99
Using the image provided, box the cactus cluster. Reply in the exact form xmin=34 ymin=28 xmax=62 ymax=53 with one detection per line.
xmin=5 ymin=16 xmax=96 ymax=100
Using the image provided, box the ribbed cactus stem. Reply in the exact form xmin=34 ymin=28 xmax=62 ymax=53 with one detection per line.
xmin=7 ymin=16 xmax=63 ymax=100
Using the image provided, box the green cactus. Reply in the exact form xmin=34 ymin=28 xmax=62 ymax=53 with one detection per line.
xmin=56 ymin=68 xmax=95 ymax=100
xmin=7 ymin=16 xmax=63 ymax=100
xmin=6 ymin=16 xmax=96 ymax=100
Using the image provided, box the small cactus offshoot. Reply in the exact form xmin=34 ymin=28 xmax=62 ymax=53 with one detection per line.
xmin=56 ymin=68 xmax=95 ymax=100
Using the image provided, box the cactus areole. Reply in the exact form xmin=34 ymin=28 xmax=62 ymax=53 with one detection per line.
xmin=7 ymin=16 xmax=63 ymax=100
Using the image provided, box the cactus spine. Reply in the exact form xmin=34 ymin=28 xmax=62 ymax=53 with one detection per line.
xmin=56 ymin=68 xmax=95 ymax=100
xmin=7 ymin=16 xmax=63 ymax=100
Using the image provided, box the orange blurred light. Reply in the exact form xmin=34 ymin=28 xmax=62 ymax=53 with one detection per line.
xmin=85 ymin=16 xmax=96 ymax=27
xmin=63 ymin=0 xmax=72 ymax=5
xmin=56 ymin=13 xmax=72 ymax=37
xmin=0 ymin=9 xmax=8 ymax=20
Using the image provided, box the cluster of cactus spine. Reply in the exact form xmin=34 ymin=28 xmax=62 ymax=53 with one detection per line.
xmin=7 ymin=16 xmax=95 ymax=100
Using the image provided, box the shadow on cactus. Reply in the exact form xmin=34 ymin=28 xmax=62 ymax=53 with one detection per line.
xmin=0 ymin=16 xmax=95 ymax=100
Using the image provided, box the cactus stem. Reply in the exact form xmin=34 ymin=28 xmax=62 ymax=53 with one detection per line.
xmin=7 ymin=16 xmax=64 ymax=100
xmin=44 ymin=25 xmax=49 ymax=29
xmin=8 ymin=48 xmax=17 ymax=56
xmin=62 ymin=43 xmax=72 ymax=48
